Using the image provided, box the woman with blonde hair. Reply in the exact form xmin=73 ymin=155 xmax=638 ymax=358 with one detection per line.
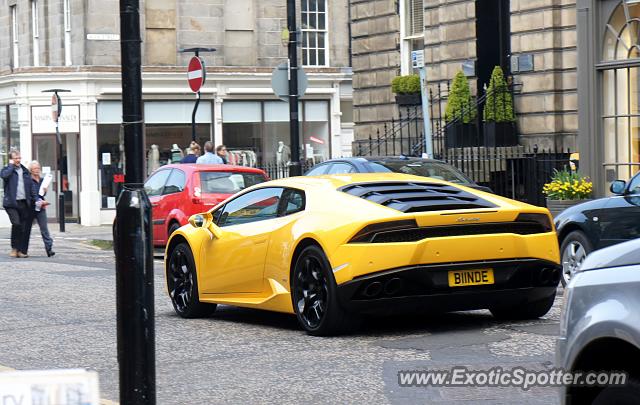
xmin=25 ymin=160 xmax=54 ymax=257
xmin=181 ymin=141 xmax=201 ymax=163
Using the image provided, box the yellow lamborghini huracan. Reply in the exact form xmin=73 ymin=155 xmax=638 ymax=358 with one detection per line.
xmin=165 ymin=173 xmax=561 ymax=335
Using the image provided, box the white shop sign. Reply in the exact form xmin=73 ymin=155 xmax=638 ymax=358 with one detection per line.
xmin=0 ymin=369 xmax=100 ymax=405
xmin=32 ymin=105 xmax=80 ymax=134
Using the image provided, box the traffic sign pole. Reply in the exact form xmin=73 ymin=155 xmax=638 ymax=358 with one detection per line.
xmin=42 ymin=89 xmax=69 ymax=233
xmin=181 ymin=48 xmax=215 ymax=143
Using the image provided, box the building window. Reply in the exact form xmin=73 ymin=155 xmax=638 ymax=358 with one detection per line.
xmin=301 ymin=0 xmax=328 ymax=66
xmin=601 ymin=1 xmax=640 ymax=184
xmin=222 ymin=100 xmax=331 ymax=165
xmin=11 ymin=6 xmax=18 ymax=69
xmin=63 ymin=0 xmax=72 ymax=66
xmin=0 ymin=105 xmax=20 ymax=206
xmin=96 ymin=101 xmax=213 ymax=209
xmin=31 ymin=0 xmax=40 ymax=67
xmin=400 ymin=0 xmax=424 ymax=74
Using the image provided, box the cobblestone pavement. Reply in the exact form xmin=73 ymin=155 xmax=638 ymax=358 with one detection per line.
xmin=0 ymin=232 xmax=563 ymax=404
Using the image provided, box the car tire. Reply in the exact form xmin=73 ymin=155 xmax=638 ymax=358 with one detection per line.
xmin=168 ymin=222 xmax=180 ymax=238
xmin=490 ymin=291 xmax=556 ymax=320
xmin=593 ymin=377 xmax=640 ymax=405
xmin=560 ymin=230 xmax=593 ymax=287
xmin=291 ymin=245 xmax=359 ymax=336
xmin=166 ymin=242 xmax=217 ymax=318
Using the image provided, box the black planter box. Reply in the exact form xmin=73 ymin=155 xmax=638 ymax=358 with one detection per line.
xmin=445 ymin=123 xmax=480 ymax=149
xmin=395 ymin=93 xmax=422 ymax=106
xmin=484 ymin=122 xmax=518 ymax=147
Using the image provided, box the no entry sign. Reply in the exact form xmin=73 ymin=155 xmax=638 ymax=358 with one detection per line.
xmin=187 ymin=56 xmax=205 ymax=93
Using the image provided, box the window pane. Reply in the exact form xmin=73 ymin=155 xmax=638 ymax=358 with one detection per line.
xmin=302 ymin=0 xmax=308 ymax=12
xmin=318 ymin=32 xmax=325 ymax=49
xmin=302 ymin=50 xmax=308 ymax=66
xmin=309 ymin=0 xmax=317 ymax=12
xmin=603 ymin=69 xmax=615 ymax=116
xmin=164 ymin=169 xmax=186 ymax=195
xmin=327 ymin=163 xmax=354 ymax=174
xmin=318 ymin=49 xmax=325 ymax=65
xmin=9 ymin=105 xmax=19 ymax=152
xmin=200 ymin=171 xmax=266 ymax=194
xmin=145 ymin=101 xmax=212 ymax=124
xmin=146 ymin=124 xmax=210 ymax=168
xmin=219 ymin=188 xmax=283 ymax=226
xmin=282 ymin=189 xmax=305 ymax=215
xmin=0 ymin=107 xmax=7 ymax=168
xmin=222 ymin=101 xmax=261 ymax=123
xmin=302 ymin=12 xmax=308 ymax=28
xmin=318 ymin=13 xmax=325 ymax=30
xmin=144 ymin=169 xmax=171 ymax=196
xmin=310 ymin=49 xmax=317 ymax=65
xmin=98 ymin=124 xmax=124 ymax=208
xmin=318 ymin=0 xmax=325 ymax=12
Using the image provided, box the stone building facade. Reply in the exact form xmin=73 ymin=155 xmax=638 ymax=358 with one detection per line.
xmin=0 ymin=0 xmax=353 ymax=226
xmin=350 ymin=0 xmax=578 ymax=152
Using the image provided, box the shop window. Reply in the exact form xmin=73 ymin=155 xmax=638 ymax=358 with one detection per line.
xmin=96 ymin=100 xmax=213 ymax=209
xmin=222 ymin=100 xmax=331 ymax=166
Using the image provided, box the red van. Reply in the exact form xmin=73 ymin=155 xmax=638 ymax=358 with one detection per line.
xmin=144 ymin=164 xmax=268 ymax=246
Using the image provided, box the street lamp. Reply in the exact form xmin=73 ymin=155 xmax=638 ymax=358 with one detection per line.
xmin=179 ymin=47 xmax=216 ymax=142
xmin=42 ymin=88 xmax=71 ymax=233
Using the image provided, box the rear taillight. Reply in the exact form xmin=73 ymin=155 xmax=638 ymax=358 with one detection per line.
xmin=515 ymin=213 xmax=552 ymax=232
xmin=349 ymin=220 xmax=417 ymax=243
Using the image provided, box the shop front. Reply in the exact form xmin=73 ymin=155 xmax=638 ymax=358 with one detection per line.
xmin=578 ymin=0 xmax=640 ymax=194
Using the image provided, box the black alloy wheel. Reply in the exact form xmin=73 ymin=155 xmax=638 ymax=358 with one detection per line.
xmin=294 ymin=255 xmax=330 ymax=330
xmin=291 ymin=245 xmax=359 ymax=336
xmin=167 ymin=242 xmax=216 ymax=318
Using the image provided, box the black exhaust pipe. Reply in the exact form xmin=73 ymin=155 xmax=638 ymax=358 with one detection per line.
xmin=384 ymin=278 xmax=403 ymax=296
xmin=363 ymin=281 xmax=383 ymax=298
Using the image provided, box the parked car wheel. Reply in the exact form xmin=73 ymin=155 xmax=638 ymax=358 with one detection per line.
xmin=166 ymin=242 xmax=217 ymax=318
xmin=168 ymin=222 xmax=180 ymax=238
xmin=560 ymin=231 xmax=593 ymax=286
xmin=291 ymin=245 xmax=359 ymax=336
xmin=490 ymin=292 xmax=556 ymax=320
xmin=593 ymin=378 xmax=640 ymax=405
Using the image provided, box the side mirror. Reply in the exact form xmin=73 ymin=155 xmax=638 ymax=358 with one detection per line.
xmin=188 ymin=214 xmax=205 ymax=228
xmin=610 ymin=180 xmax=627 ymax=195
xmin=207 ymin=221 xmax=223 ymax=239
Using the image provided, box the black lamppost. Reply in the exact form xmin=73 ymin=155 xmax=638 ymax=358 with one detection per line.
xmin=42 ymin=88 xmax=70 ymax=233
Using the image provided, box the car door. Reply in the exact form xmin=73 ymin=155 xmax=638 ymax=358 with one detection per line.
xmin=599 ymin=173 xmax=640 ymax=248
xmin=199 ymin=187 xmax=285 ymax=294
xmin=143 ymin=169 xmax=171 ymax=245
xmin=158 ymin=168 xmax=187 ymax=242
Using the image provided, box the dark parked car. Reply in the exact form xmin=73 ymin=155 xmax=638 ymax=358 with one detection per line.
xmin=304 ymin=157 xmax=492 ymax=193
xmin=554 ymin=171 xmax=640 ymax=286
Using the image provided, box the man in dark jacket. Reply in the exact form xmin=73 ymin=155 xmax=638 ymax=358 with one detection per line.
xmin=1 ymin=150 xmax=36 ymax=258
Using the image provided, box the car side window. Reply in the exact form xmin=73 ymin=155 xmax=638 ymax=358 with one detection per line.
xmin=144 ymin=169 xmax=171 ymax=197
xmin=163 ymin=169 xmax=186 ymax=195
xmin=628 ymin=174 xmax=640 ymax=195
xmin=306 ymin=164 xmax=329 ymax=176
xmin=280 ymin=189 xmax=305 ymax=216
xmin=217 ymin=188 xmax=284 ymax=227
xmin=327 ymin=162 xmax=355 ymax=174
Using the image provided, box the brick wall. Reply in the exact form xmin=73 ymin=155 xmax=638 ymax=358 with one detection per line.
xmin=510 ymin=0 xmax=577 ymax=150
xmin=351 ymin=0 xmax=400 ymax=145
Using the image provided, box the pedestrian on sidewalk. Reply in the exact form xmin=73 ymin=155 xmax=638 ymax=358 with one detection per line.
xmin=181 ymin=141 xmax=201 ymax=163
xmin=196 ymin=141 xmax=224 ymax=164
xmin=1 ymin=150 xmax=36 ymax=258
xmin=24 ymin=160 xmax=55 ymax=257
xmin=216 ymin=144 xmax=228 ymax=164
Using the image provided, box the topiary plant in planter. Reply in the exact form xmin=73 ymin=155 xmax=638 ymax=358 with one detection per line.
xmin=444 ymin=71 xmax=478 ymax=148
xmin=483 ymin=66 xmax=517 ymax=147
xmin=391 ymin=74 xmax=422 ymax=105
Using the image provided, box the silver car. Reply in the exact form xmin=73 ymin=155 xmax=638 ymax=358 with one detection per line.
xmin=556 ymin=238 xmax=640 ymax=404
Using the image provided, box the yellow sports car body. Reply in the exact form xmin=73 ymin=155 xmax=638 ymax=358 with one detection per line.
xmin=165 ymin=173 xmax=561 ymax=335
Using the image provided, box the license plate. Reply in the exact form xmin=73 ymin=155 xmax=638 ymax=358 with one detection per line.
xmin=448 ymin=269 xmax=494 ymax=287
